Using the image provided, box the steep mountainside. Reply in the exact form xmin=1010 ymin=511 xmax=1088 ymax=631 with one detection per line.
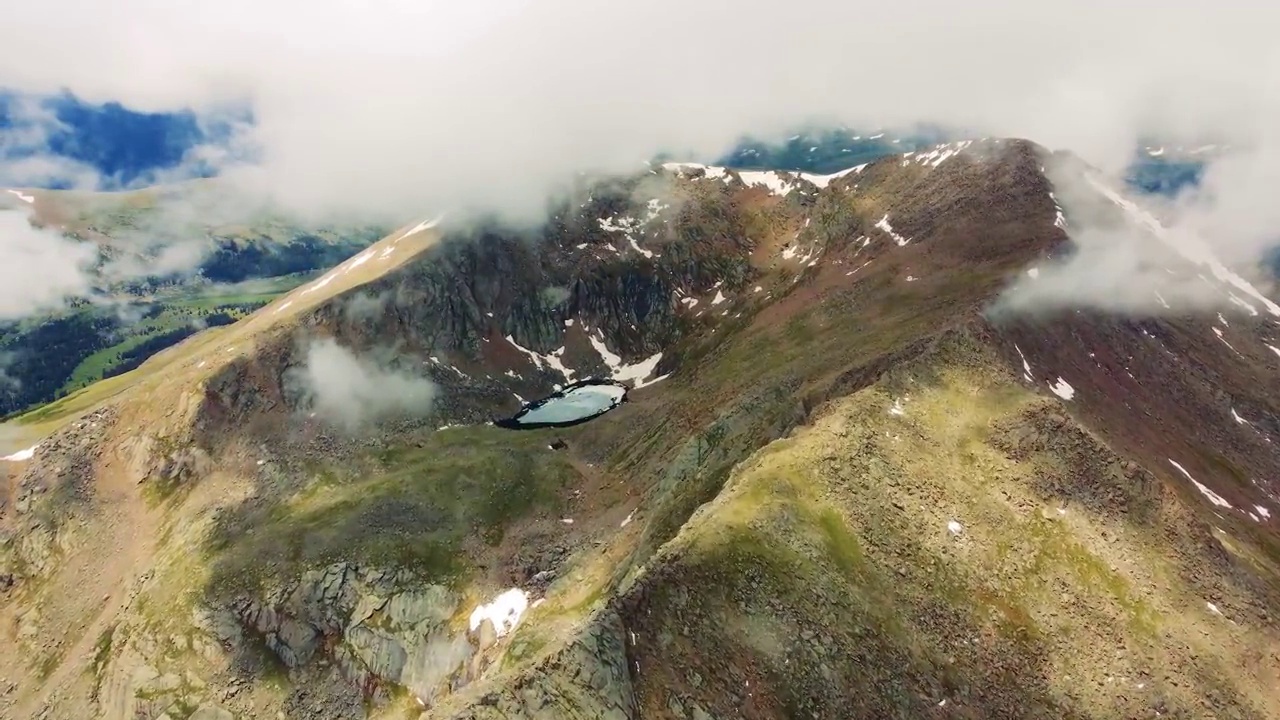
xmin=2 ymin=139 xmax=1279 ymax=720
xmin=0 ymin=181 xmax=387 ymax=417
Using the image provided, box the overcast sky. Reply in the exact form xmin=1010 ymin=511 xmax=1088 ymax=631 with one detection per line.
xmin=0 ymin=0 xmax=1278 ymax=317
xmin=0 ymin=0 xmax=1274 ymax=222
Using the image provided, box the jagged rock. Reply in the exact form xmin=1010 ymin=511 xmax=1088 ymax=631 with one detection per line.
xmin=384 ymin=586 xmax=456 ymax=630
xmin=192 ymin=606 xmax=243 ymax=648
xmin=272 ymin=618 xmax=320 ymax=668
xmin=346 ymin=625 xmax=407 ymax=680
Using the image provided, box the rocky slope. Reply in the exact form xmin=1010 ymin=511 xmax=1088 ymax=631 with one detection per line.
xmin=2 ymin=138 xmax=1279 ymax=719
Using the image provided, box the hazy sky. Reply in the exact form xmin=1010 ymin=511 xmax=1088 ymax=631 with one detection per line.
xmin=1 ymin=0 xmax=1275 ymax=223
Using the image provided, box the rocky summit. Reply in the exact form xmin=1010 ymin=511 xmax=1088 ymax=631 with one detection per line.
xmin=2 ymin=138 xmax=1279 ymax=720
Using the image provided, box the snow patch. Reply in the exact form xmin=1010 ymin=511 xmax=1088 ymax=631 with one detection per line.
xmin=947 ymin=520 xmax=963 ymax=535
xmin=908 ymin=140 xmax=972 ymax=168
xmin=1256 ymin=505 xmax=1271 ymax=520
xmin=505 ymin=336 xmax=575 ymax=381
xmin=395 ymin=216 xmax=443 ymax=243
xmin=6 ymin=189 xmax=34 ymax=204
xmin=711 ymin=290 xmax=727 ymax=306
xmin=1014 ymin=345 xmax=1034 ymax=383
xmin=889 ymin=398 xmax=906 ymax=416
xmin=799 ymin=164 xmax=866 ymax=188
xmin=1026 ymin=267 xmax=1040 ymax=279
xmin=875 ymin=214 xmax=910 ymax=246
xmin=620 ymin=511 xmax=635 ymax=528
xmin=1168 ymin=459 xmax=1233 ymax=509
xmin=1048 ymin=377 xmax=1075 ymax=400
xmin=273 ymin=300 xmax=293 ymax=315
xmin=662 ymin=162 xmax=730 ymax=182
xmin=345 ymin=248 xmax=376 ymax=272
xmin=2 ymin=444 xmax=38 ymax=462
xmin=588 ymin=333 xmax=666 ymax=389
xmin=468 ymin=588 xmax=529 ymax=637
xmin=736 ymin=170 xmax=796 ymax=197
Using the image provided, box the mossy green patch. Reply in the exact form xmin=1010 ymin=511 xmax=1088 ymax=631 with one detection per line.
xmin=203 ymin=427 xmax=577 ymax=597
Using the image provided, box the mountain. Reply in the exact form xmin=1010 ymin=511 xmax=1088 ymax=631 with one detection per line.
xmin=2 ymin=139 xmax=1279 ymax=720
xmin=0 ymin=182 xmax=387 ymax=417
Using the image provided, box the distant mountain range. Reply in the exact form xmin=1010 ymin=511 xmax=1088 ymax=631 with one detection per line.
xmin=1 ymin=90 xmax=1207 ymax=198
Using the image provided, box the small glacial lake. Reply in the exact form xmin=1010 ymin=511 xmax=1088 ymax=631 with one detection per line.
xmin=497 ymin=380 xmax=627 ymax=429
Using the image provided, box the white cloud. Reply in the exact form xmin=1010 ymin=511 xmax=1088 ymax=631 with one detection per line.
xmin=285 ymin=338 xmax=438 ymax=430
xmin=0 ymin=0 xmax=1277 ymax=315
xmin=0 ymin=211 xmax=99 ymax=319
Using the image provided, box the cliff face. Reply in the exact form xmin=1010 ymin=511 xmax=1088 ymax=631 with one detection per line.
xmin=5 ymin=139 xmax=1280 ymax=720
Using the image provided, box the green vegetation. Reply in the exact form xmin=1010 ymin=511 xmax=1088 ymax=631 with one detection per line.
xmin=202 ymin=428 xmax=578 ymax=597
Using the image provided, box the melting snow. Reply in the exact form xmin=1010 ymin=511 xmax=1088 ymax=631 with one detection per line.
xmin=2 ymin=444 xmax=38 ymax=462
xmin=1168 ymin=459 xmax=1233 ymax=509
xmin=468 ymin=588 xmax=529 ymax=637
xmin=1212 ymin=327 xmax=1241 ymax=355
xmin=1227 ymin=294 xmax=1259 ymax=316
xmin=908 ymin=140 xmax=973 ymax=168
xmin=875 ymin=214 xmax=910 ymax=246
xmin=662 ymin=162 xmax=730 ymax=182
xmin=711 ymin=290 xmax=727 ymax=306
xmin=1087 ymin=176 xmax=1280 ymax=317
xmin=1014 ymin=345 xmax=1034 ymax=383
xmin=1048 ymin=377 xmax=1075 ymax=400
xmin=6 ymin=189 xmax=34 ymax=204
xmin=588 ymin=333 xmax=667 ymax=389
xmin=345 ymin=248 xmax=376 ymax=272
xmin=396 ymin=216 xmax=443 ymax=243
xmin=301 ymin=272 xmax=337 ymax=296
xmin=505 ymin=336 xmax=576 ymax=381
xmin=1256 ymin=505 xmax=1272 ymax=520
xmin=736 ymin=170 xmax=796 ymax=196
xmin=799 ymin=164 xmax=866 ymax=188
xmin=598 ymin=215 xmax=655 ymax=259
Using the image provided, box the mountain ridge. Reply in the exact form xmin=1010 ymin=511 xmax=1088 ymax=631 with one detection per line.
xmin=3 ymin=137 xmax=1279 ymax=719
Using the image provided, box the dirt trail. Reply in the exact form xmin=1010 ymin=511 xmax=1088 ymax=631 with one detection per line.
xmin=9 ymin=448 xmax=161 ymax=719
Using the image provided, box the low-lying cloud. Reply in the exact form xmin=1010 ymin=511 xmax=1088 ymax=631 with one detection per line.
xmin=0 ymin=210 xmax=99 ymax=320
xmin=285 ymin=338 xmax=437 ymax=431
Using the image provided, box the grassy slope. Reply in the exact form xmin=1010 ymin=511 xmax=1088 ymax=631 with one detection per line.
xmin=617 ymin=329 xmax=1279 ymax=719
